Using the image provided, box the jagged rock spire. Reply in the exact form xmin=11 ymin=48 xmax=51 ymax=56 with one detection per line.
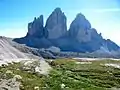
xmin=27 ymin=15 xmax=48 ymax=38
xmin=45 ymin=7 xmax=67 ymax=39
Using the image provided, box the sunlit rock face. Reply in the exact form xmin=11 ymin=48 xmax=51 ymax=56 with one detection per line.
xmin=0 ymin=37 xmax=28 ymax=60
xmin=27 ymin=15 xmax=48 ymax=38
xmin=45 ymin=8 xmax=67 ymax=39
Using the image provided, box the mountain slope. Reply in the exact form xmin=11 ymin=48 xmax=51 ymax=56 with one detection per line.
xmin=0 ymin=36 xmax=28 ymax=60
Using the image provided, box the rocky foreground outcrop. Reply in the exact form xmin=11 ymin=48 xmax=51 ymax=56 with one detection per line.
xmin=14 ymin=7 xmax=120 ymax=57
xmin=0 ymin=59 xmax=52 ymax=90
xmin=0 ymin=36 xmax=52 ymax=90
xmin=0 ymin=36 xmax=28 ymax=60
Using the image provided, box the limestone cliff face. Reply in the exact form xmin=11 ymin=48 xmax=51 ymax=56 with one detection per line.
xmin=69 ymin=13 xmax=92 ymax=42
xmin=67 ymin=13 xmax=120 ymax=52
xmin=45 ymin=8 xmax=67 ymax=39
xmin=27 ymin=15 xmax=48 ymax=38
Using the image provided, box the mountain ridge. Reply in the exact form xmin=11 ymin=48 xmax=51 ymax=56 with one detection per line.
xmin=14 ymin=7 xmax=120 ymax=56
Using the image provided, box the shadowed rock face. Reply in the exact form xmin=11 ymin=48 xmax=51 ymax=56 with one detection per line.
xmin=27 ymin=15 xmax=48 ymax=38
xmin=69 ymin=13 xmax=92 ymax=42
xmin=45 ymin=8 xmax=67 ymax=39
xmin=67 ymin=13 xmax=107 ymax=52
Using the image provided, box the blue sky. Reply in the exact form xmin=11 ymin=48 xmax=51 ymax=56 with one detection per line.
xmin=0 ymin=0 xmax=120 ymax=45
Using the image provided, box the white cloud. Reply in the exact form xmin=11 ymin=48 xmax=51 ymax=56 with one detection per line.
xmin=93 ymin=8 xmax=120 ymax=13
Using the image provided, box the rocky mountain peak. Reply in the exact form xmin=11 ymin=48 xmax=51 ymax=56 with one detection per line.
xmin=26 ymin=15 xmax=47 ymax=38
xmin=34 ymin=15 xmax=43 ymax=24
xmin=45 ymin=8 xmax=67 ymax=39
xmin=76 ymin=13 xmax=86 ymax=19
xmin=68 ymin=13 xmax=91 ymax=42
xmin=73 ymin=13 xmax=91 ymax=29
xmin=54 ymin=7 xmax=62 ymax=13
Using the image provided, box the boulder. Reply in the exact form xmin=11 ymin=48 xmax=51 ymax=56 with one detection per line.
xmin=21 ymin=59 xmax=52 ymax=75
xmin=47 ymin=46 xmax=61 ymax=53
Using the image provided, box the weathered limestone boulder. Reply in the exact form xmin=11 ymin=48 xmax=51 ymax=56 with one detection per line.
xmin=21 ymin=59 xmax=52 ymax=75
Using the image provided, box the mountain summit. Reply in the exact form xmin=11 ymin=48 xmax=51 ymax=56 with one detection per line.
xmin=69 ymin=13 xmax=92 ymax=42
xmin=45 ymin=7 xmax=67 ymax=39
xmin=14 ymin=7 xmax=120 ymax=56
xmin=26 ymin=15 xmax=48 ymax=38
